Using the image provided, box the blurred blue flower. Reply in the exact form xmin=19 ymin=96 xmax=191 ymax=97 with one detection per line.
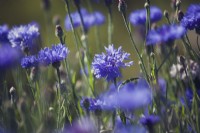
xmin=8 ymin=22 xmax=40 ymax=51
xmin=38 ymin=44 xmax=69 ymax=66
xmin=114 ymin=116 xmax=147 ymax=133
xmin=0 ymin=24 xmax=9 ymax=43
xmin=146 ymin=24 xmax=185 ymax=45
xmin=62 ymin=117 xmax=98 ymax=133
xmin=129 ymin=6 xmax=162 ymax=26
xmin=21 ymin=55 xmax=38 ymax=68
xmin=100 ymin=79 xmax=152 ymax=111
xmin=180 ymin=88 xmax=200 ymax=109
xmin=0 ymin=45 xmax=22 ymax=69
xmin=181 ymin=4 xmax=200 ymax=32
xmin=65 ymin=8 xmax=105 ymax=31
xmin=80 ymin=97 xmax=104 ymax=112
xmin=92 ymin=44 xmax=133 ymax=81
xmin=140 ymin=115 xmax=160 ymax=127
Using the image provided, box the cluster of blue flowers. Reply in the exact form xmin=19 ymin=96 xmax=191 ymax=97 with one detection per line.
xmin=21 ymin=43 xmax=69 ymax=68
xmin=65 ymin=8 xmax=105 ymax=31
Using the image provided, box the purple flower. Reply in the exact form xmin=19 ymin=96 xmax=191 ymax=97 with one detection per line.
xmin=129 ymin=6 xmax=162 ymax=26
xmin=63 ymin=117 xmax=98 ymax=133
xmin=140 ymin=115 xmax=160 ymax=131
xmin=21 ymin=55 xmax=38 ymax=68
xmin=0 ymin=24 xmax=9 ymax=43
xmin=80 ymin=98 xmax=104 ymax=112
xmin=8 ymin=22 xmax=40 ymax=51
xmin=114 ymin=116 xmax=147 ymax=133
xmin=181 ymin=4 xmax=200 ymax=33
xmin=100 ymin=79 xmax=152 ymax=111
xmin=38 ymin=44 xmax=69 ymax=66
xmin=92 ymin=44 xmax=133 ymax=81
xmin=146 ymin=24 xmax=186 ymax=45
xmin=0 ymin=45 xmax=22 ymax=69
xmin=65 ymin=8 xmax=105 ymax=31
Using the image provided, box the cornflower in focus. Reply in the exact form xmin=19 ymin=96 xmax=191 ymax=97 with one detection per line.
xmin=38 ymin=43 xmax=69 ymax=67
xmin=92 ymin=44 xmax=133 ymax=81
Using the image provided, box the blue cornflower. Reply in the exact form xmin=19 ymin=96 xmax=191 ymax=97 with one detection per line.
xmin=114 ymin=116 xmax=147 ymax=133
xmin=146 ymin=24 xmax=186 ymax=45
xmin=80 ymin=98 xmax=104 ymax=112
xmin=181 ymin=4 xmax=200 ymax=33
xmin=8 ymin=22 xmax=40 ymax=51
xmin=92 ymin=44 xmax=133 ymax=81
xmin=21 ymin=55 xmax=38 ymax=68
xmin=0 ymin=45 xmax=22 ymax=69
xmin=0 ymin=24 xmax=9 ymax=43
xmin=129 ymin=6 xmax=162 ymax=26
xmin=100 ymin=79 xmax=152 ymax=111
xmin=38 ymin=44 xmax=69 ymax=66
xmin=65 ymin=8 xmax=105 ymax=31
xmin=62 ymin=117 xmax=98 ymax=133
xmin=140 ymin=115 xmax=160 ymax=131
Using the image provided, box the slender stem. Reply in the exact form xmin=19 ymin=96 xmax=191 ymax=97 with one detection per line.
xmin=64 ymin=0 xmax=94 ymax=96
xmin=197 ymin=35 xmax=200 ymax=52
xmin=121 ymin=13 xmax=149 ymax=82
xmin=157 ymin=47 xmax=174 ymax=72
xmin=107 ymin=6 xmax=113 ymax=44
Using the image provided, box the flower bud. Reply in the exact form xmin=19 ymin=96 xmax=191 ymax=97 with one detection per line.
xmin=118 ymin=0 xmax=127 ymax=13
xmin=177 ymin=10 xmax=184 ymax=22
xmin=55 ymin=25 xmax=63 ymax=38
xmin=41 ymin=0 xmax=51 ymax=11
xmin=164 ymin=10 xmax=169 ymax=18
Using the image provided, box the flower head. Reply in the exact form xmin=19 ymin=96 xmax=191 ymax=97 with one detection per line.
xmin=129 ymin=6 xmax=162 ymax=26
xmin=21 ymin=55 xmax=38 ymax=68
xmin=100 ymin=79 xmax=152 ymax=111
xmin=63 ymin=117 xmax=97 ymax=133
xmin=0 ymin=24 xmax=9 ymax=43
xmin=65 ymin=8 xmax=105 ymax=31
xmin=146 ymin=24 xmax=185 ymax=45
xmin=8 ymin=22 xmax=39 ymax=51
xmin=0 ymin=45 xmax=22 ymax=69
xmin=181 ymin=4 xmax=200 ymax=33
xmin=92 ymin=44 xmax=133 ymax=81
xmin=38 ymin=44 xmax=69 ymax=66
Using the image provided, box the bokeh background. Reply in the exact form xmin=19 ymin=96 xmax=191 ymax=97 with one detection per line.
xmin=0 ymin=0 xmax=199 ymax=78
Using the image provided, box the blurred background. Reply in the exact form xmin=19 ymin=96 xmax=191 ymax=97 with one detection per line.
xmin=0 ymin=0 xmax=199 ymax=78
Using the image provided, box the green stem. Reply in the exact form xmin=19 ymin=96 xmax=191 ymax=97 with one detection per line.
xmin=64 ymin=0 xmax=94 ymax=96
xmin=107 ymin=6 xmax=113 ymax=44
xmin=121 ymin=13 xmax=149 ymax=82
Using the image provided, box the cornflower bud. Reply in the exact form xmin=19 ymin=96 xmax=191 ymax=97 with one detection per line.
xmin=177 ymin=10 xmax=184 ymax=22
xmin=55 ymin=25 xmax=63 ymax=38
xmin=118 ymin=0 xmax=127 ymax=13
xmin=41 ymin=0 xmax=51 ymax=11
xmin=104 ymin=0 xmax=112 ymax=7
xmin=74 ymin=0 xmax=80 ymax=6
xmin=9 ymin=87 xmax=16 ymax=105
